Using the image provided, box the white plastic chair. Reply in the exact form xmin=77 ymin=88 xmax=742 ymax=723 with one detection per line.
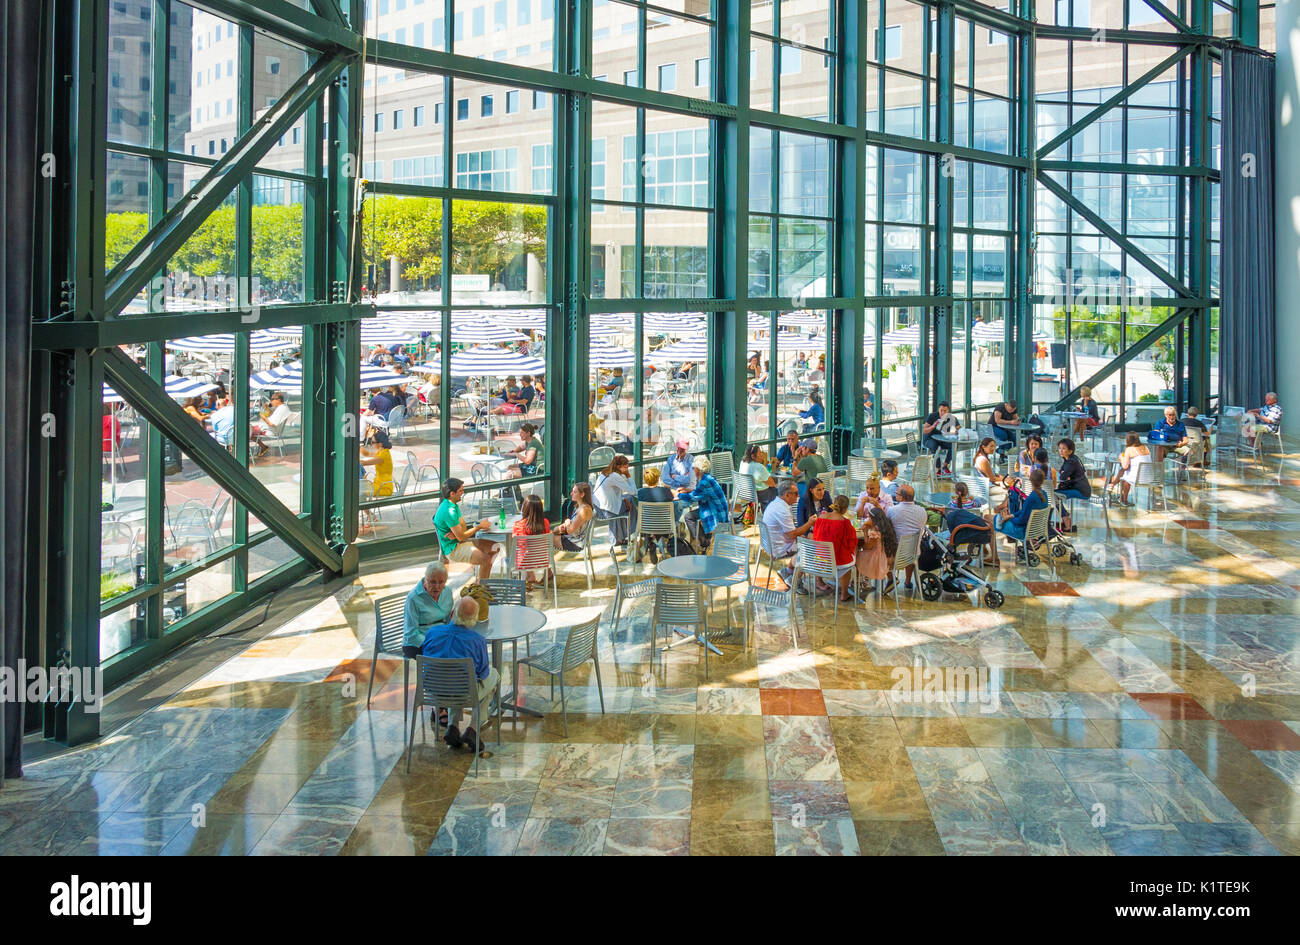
xmin=510 ymin=531 xmax=558 ymax=609
xmin=407 ymin=656 xmax=500 ymax=777
xmin=649 ymin=583 xmax=708 ymax=672
xmin=793 ymin=535 xmax=842 ymax=635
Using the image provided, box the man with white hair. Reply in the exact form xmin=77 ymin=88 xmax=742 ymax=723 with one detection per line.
xmin=1243 ymin=392 xmax=1282 ymax=446
xmin=420 ymin=596 xmax=498 ymax=752
xmin=402 ymin=562 xmax=454 ymax=658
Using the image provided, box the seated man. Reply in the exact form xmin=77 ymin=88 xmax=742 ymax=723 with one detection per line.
xmin=677 ymin=455 xmax=729 ymax=552
xmin=878 ymin=459 xmax=901 ymax=498
xmin=989 ymin=400 xmax=1020 ymax=451
xmin=661 ymin=439 xmax=697 ymax=493
xmin=209 ymin=400 xmax=236 ymax=449
xmin=420 ymin=597 xmax=499 ymax=753
xmin=922 ymin=400 xmax=961 ymax=473
xmin=1243 ymin=392 xmax=1283 ymax=446
xmin=773 ymin=430 xmax=801 ymax=475
xmin=760 ymin=480 xmax=815 ymax=583
xmin=252 ymin=391 xmax=292 ymax=457
xmin=885 ymin=483 xmax=928 ymax=593
xmin=1150 ymin=405 xmax=1190 ymax=459
xmin=402 ymin=562 xmax=454 ymax=658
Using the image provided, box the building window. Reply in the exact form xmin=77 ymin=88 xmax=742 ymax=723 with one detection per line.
xmin=413 ymin=105 xmax=425 ymax=127
xmin=517 ymin=0 xmax=530 ymax=25
xmin=533 ymin=90 xmax=547 ymax=109
xmin=694 ymin=57 xmax=709 ymax=87
xmin=393 ymin=155 xmax=444 ymax=186
xmin=472 ymin=6 xmax=485 ymax=36
xmin=292 ymin=127 xmax=301 ymax=144
xmin=592 ymin=137 xmax=606 ymax=202
xmin=494 ymin=0 xmax=507 ymax=31
xmin=623 ymin=69 xmax=638 ymax=86
xmin=435 ymin=102 xmax=444 ymax=124
xmin=506 ymin=90 xmax=519 ymax=113
xmin=531 ymin=144 xmax=553 ymax=193
xmin=658 ymin=62 xmax=677 ymax=92
xmin=455 ymin=148 xmax=518 ymax=191
xmin=266 ymin=56 xmax=280 ymax=75
xmin=642 ymin=127 xmax=710 ymax=207
xmin=374 ymin=112 xmax=384 ymax=132
xmin=780 ymin=45 xmax=801 ymax=74
xmin=481 ymin=95 xmax=494 ymax=117
xmin=876 ymin=25 xmax=902 ymax=61
xmin=457 ymin=98 xmax=469 ymax=120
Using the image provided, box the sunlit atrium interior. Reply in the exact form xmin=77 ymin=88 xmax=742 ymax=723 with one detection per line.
xmin=0 ymin=0 xmax=1297 ymax=858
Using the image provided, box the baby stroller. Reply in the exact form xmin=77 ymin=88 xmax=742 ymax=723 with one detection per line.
xmin=1044 ymin=493 xmax=1084 ymax=566
xmin=916 ymin=507 xmax=1006 ymax=608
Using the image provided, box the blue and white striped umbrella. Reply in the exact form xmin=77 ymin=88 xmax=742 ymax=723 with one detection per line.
xmin=268 ymin=324 xmax=416 ymax=347
xmin=647 ymin=338 xmax=710 ymax=363
xmin=971 ymin=319 xmax=1049 ymax=343
xmin=102 ymin=374 xmax=218 ymax=403
xmin=882 ymin=325 xmax=922 ymax=346
xmin=249 ymin=362 xmax=408 ymax=391
xmin=596 ymin=312 xmax=707 ymax=334
xmin=772 ymin=332 xmax=823 ymax=352
xmin=588 ymin=340 xmax=636 ymax=368
xmin=382 ymin=316 xmax=529 ymax=344
xmin=778 ymin=310 xmax=826 ymax=328
xmin=447 ymin=346 xmax=546 ymax=376
xmin=166 ymin=331 xmax=290 ymax=352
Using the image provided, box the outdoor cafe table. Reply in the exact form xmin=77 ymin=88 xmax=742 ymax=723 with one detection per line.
xmin=477 ymin=602 xmax=548 ymax=720
xmin=657 ymin=555 xmax=737 ymax=656
xmin=849 ymin=447 xmax=902 ymax=460
xmin=476 ymin=514 xmax=523 ymax=573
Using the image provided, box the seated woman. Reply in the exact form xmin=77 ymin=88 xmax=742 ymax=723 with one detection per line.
xmin=503 ymin=422 xmax=543 ymax=479
xmin=1018 ymin=433 xmax=1044 ymax=476
xmin=796 ymin=476 xmax=832 ymax=528
xmin=489 ymin=376 xmax=524 ymax=415
xmin=1108 ymin=432 xmax=1150 ymax=506
xmin=1072 ymin=386 xmax=1100 ymax=437
xmin=855 ymin=505 xmax=898 ymax=594
xmin=997 ymin=468 xmax=1048 ymax=545
xmin=593 ymin=454 xmax=637 ymax=545
xmin=970 ymin=437 xmax=1007 ymax=566
xmin=1055 ymin=437 xmax=1091 ymax=532
xmin=739 ymin=444 xmax=778 ymax=508
xmin=854 ymin=475 xmax=893 ymax=519
xmin=746 ymin=360 xmax=770 ymax=404
xmin=511 ymin=494 xmax=551 ymax=590
xmin=598 ymin=367 xmax=626 ymax=404
xmin=552 ymin=482 xmax=596 ymax=552
xmin=811 ymin=494 xmax=859 ymax=602
xmin=635 ymin=467 xmax=676 ymax=562
xmin=432 ymin=477 xmax=499 ymax=582
xmin=799 ymin=390 xmax=826 ymax=432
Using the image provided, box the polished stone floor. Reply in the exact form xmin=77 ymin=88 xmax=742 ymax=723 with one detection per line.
xmin=5 ymin=453 xmax=1300 ymax=855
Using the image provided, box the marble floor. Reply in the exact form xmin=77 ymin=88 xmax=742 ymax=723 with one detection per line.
xmin=5 ymin=454 xmax=1300 ymax=855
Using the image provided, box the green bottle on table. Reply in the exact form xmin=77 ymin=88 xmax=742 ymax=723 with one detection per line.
xmin=499 ymin=505 xmax=506 ymax=531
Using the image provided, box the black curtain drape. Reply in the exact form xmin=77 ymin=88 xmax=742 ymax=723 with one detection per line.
xmin=1220 ymin=48 xmax=1276 ymax=409
xmin=1 ymin=0 xmax=37 ymax=780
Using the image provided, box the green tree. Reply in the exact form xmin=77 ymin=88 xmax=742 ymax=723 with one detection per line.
xmin=105 ymin=211 xmax=149 ymax=271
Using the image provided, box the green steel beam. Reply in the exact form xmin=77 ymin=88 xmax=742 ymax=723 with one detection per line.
xmin=1186 ymin=0 xmax=1213 ymax=410
xmin=1034 ymin=25 xmax=1215 ymax=45
xmin=189 ymin=0 xmax=360 ymax=54
xmin=103 ymin=52 xmax=348 ymax=319
xmin=1037 ymin=172 xmax=1192 ymax=299
xmin=1036 ymin=45 xmax=1193 ymax=160
xmin=1050 ymin=307 xmax=1192 ymax=411
xmin=1239 ymin=0 xmax=1260 ymax=46
xmin=1039 ymin=158 xmax=1218 ymax=180
xmin=31 ymin=303 xmax=354 ymax=349
xmin=930 ymin=4 xmax=956 ymax=416
xmin=1012 ymin=0 xmax=1036 ymax=407
xmin=1136 ymin=0 xmax=1194 ymax=33
xmin=310 ymin=0 xmax=347 ymax=28
xmin=101 ymin=347 xmax=342 ymax=573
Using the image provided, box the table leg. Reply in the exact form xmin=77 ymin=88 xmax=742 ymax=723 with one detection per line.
xmin=494 ymin=638 xmax=544 ymax=720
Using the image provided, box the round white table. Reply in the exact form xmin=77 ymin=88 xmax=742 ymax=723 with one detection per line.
xmin=850 ymin=447 xmax=902 ymax=460
xmin=477 ymin=603 xmax=548 ymax=719
xmin=476 ymin=514 xmax=523 ymax=573
xmin=657 ymin=555 xmax=737 ymax=656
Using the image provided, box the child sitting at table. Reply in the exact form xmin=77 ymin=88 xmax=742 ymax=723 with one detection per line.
xmin=947 ymin=480 xmax=980 ymax=510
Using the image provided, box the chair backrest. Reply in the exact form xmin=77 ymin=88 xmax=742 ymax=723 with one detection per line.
xmin=635 ymin=501 xmax=677 ymax=536
xmin=1025 ymin=505 xmax=1052 ymax=544
xmin=211 ymin=495 xmax=231 ymax=533
xmin=416 ymin=656 xmax=477 ymax=705
xmin=478 ymin=496 xmax=503 ymax=520
xmin=732 ymin=471 xmax=758 ymax=504
xmin=847 ymin=455 xmax=874 ymax=484
xmin=911 ymin=453 xmax=934 ymax=488
xmin=394 ymin=463 xmax=414 ymax=498
xmin=977 ymin=422 xmax=994 ymax=440
xmin=892 ymin=529 xmax=923 ymax=569
xmin=387 ymin=405 xmax=406 ymax=426
xmin=711 ymin=532 xmax=751 ymax=580
xmin=709 ymin=450 xmax=735 ymax=485
xmin=1184 ymin=427 xmax=1205 ymax=463
xmin=480 ymin=577 xmax=526 ymax=605
xmin=588 ymin=446 xmax=615 ymax=471
xmin=653 ymin=582 xmax=705 ymax=623
xmin=862 ymin=436 xmax=887 ymax=450
xmin=559 ymin=615 xmax=601 ymax=671
xmin=514 ymin=531 xmax=555 ymax=570
xmin=374 ymin=592 xmax=407 ymax=655
xmin=1134 ymin=457 xmax=1163 ymax=486
xmin=796 ymin=536 xmax=837 ymax=579
xmin=960 ymin=475 xmax=990 ymax=506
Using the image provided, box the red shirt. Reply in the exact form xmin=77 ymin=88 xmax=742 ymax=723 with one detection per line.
xmin=512 ymin=517 xmax=549 ymax=559
xmin=102 ymin=414 xmax=121 ymax=452
xmin=812 ymin=516 xmax=857 ymax=566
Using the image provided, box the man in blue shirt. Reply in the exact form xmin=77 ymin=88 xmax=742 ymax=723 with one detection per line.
xmin=662 ymin=438 xmax=697 ymax=493
xmin=402 ymin=562 xmax=454 ymax=657
xmin=1150 ymin=405 xmax=1189 ymax=459
xmin=420 ymin=597 xmax=499 ymax=752
xmin=209 ymin=402 xmax=236 ymax=448
xmin=773 ymin=430 xmax=801 ymax=475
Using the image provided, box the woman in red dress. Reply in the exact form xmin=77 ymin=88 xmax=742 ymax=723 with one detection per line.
xmin=811 ymin=493 xmax=858 ymax=602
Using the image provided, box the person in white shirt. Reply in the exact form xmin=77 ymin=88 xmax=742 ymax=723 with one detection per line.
xmin=885 ymin=484 xmax=928 ymax=592
xmin=661 ymin=439 xmax=697 ymax=492
xmin=760 ymin=480 xmax=816 ymax=583
xmin=253 ymin=392 xmax=292 ymax=457
xmin=593 ymin=453 xmax=637 ymax=545
xmin=738 ymin=444 xmax=778 ymax=507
